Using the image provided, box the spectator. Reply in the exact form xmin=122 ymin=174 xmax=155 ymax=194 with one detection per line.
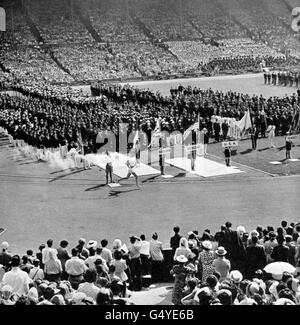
xmin=77 ymin=269 xmax=100 ymax=301
xmin=0 ymin=242 xmax=12 ymax=271
xmin=1 ymin=255 xmax=30 ymax=296
xmin=128 ymin=235 xmax=142 ymax=291
xmin=44 ymin=250 xmax=62 ymax=283
xmin=85 ymin=247 xmax=108 ymax=272
xmin=20 ymin=256 xmax=34 ymax=274
xmin=149 ymin=233 xmax=164 ymax=283
xmin=271 ymin=236 xmax=290 ymax=262
xmin=42 ymin=239 xmax=57 ymax=265
xmin=36 ymin=244 xmax=45 ymax=270
xmin=173 ymin=238 xmax=194 ymax=261
xmin=28 ymin=259 xmax=44 ymax=282
xmin=197 ymin=241 xmax=215 ymax=283
xmin=110 ymin=250 xmax=128 ymax=296
xmin=140 ymin=234 xmax=150 ymax=276
xmin=56 ymin=240 xmax=70 ymax=280
xmin=285 ymin=235 xmax=296 ymax=266
xmin=100 ymin=239 xmax=113 ymax=266
xmin=65 ymin=248 xmax=88 ymax=289
xmin=76 ymin=238 xmax=89 ymax=260
xmin=212 ymin=247 xmax=231 ymax=282
xmin=170 ymin=255 xmax=189 ymax=305
xmin=170 ymin=226 xmax=182 ymax=256
xmin=246 ymin=236 xmax=267 ymax=279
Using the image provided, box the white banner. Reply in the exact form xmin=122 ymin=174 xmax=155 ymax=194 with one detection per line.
xmin=186 ymin=144 xmax=202 ymax=151
xmin=222 ymin=141 xmax=239 ymax=148
xmin=286 ymin=135 xmax=299 ymax=142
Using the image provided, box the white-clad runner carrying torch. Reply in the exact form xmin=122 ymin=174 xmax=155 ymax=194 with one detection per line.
xmin=118 ymin=159 xmax=139 ymax=187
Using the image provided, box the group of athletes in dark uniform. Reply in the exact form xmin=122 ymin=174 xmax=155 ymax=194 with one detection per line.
xmin=264 ymin=70 xmax=300 ymax=87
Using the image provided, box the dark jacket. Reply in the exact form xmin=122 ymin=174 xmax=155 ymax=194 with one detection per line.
xmin=246 ymin=244 xmax=267 ymax=275
xmin=271 ymin=244 xmax=289 ymax=263
xmin=170 ymin=234 xmax=181 ymax=251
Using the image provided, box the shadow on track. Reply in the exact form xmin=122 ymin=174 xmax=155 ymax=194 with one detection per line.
xmin=49 ymin=167 xmax=86 ymax=182
xmin=174 ymin=172 xmax=186 ymax=178
xmin=239 ymin=148 xmax=253 ymax=155
xmin=85 ymin=184 xmax=106 ymax=192
xmin=108 ymin=187 xmax=140 ymax=197
xmin=141 ymin=175 xmax=161 ymax=184
xmin=19 ymin=160 xmax=44 ymax=165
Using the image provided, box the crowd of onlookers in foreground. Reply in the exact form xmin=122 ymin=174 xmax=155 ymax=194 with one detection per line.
xmin=1 ymin=219 xmax=300 ymax=305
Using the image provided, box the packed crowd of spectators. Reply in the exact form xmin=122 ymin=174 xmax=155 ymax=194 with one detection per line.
xmin=229 ymin=0 xmax=300 ymax=60
xmin=51 ymin=44 xmax=140 ymax=81
xmin=0 ymin=43 xmax=74 ymax=84
xmin=1 ymin=0 xmax=300 ymax=84
xmin=1 ymin=219 xmax=300 ymax=305
xmin=184 ymin=0 xmax=248 ymax=40
xmin=202 ymin=55 xmax=286 ymax=74
xmin=132 ymin=0 xmax=202 ymax=42
xmin=80 ymin=0 xmax=148 ymax=43
xmin=4 ymin=5 xmax=37 ymax=46
xmin=166 ymin=38 xmax=285 ymax=70
xmin=25 ymin=0 xmax=94 ymax=45
xmin=109 ymin=42 xmax=190 ymax=77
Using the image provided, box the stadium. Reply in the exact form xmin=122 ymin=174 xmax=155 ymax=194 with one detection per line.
xmin=0 ymin=0 xmax=300 ymax=306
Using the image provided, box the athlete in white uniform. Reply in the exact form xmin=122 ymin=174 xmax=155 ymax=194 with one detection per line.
xmin=118 ymin=159 xmax=139 ymax=186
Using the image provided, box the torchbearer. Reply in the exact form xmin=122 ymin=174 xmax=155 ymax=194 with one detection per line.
xmin=118 ymin=159 xmax=139 ymax=187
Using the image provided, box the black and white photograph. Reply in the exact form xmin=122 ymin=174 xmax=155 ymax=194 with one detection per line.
xmin=0 ymin=0 xmax=300 ymax=312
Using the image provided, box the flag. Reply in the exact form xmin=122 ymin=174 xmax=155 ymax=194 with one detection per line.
xmin=235 ymin=109 xmax=252 ymax=135
xmin=77 ymin=130 xmax=84 ymax=154
xmin=133 ymin=130 xmax=139 ymax=149
xmin=292 ymin=110 xmax=300 ymax=133
xmin=149 ymin=118 xmax=161 ymax=147
xmin=0 ymin=7 xmax=5 ymax=32
xmin=183 ymin=121 xmax=199 ymax=141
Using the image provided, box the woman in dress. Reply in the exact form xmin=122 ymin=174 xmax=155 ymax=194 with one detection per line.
xmin=111 ymin=250 xmax=128 ymax=297
xmin=170 ymin=255 xmax=189 ymax=305
xmin=197 ymin=241 xmax=215 ymax=284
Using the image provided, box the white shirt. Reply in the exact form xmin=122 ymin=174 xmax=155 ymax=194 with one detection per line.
xmin=140 ymin=240 xmax=150 ymax=256
xmin=1 ymin=267 xmax=30 ymax=295
xmin=65 ymin=257 xmax=87 ymax=276
xmin=128 ymin=241 xmax=142 ymax=259
xmin=100 ymin=248 xmax=113 ymax=265
xmin=29 ymin=267 xmax=44 ymax=282
xmin=42 ymin=247 xmax=58 ymax=264
xmin=150 ymin=240 xmax=164 ymax=261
